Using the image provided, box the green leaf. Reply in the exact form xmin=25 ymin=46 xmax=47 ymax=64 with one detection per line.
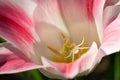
xmin=0 ymin=38 xmax=6 ymax=43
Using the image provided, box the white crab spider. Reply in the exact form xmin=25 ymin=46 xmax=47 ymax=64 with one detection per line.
xmin=65 ymin=36 xmax=89 ymax=62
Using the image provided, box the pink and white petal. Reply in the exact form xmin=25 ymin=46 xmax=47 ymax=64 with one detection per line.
xmin=115 ymin=0 xmax=120 ymax=5
xmin=103 ymin=5 xmax=120 ymax=28
xmin=41 ymin=42 xmax=101 ymax=79
xmin=93 ymin=0 xmax=106 ymax=42
xmin=0 ymin=46 xmax=43 ymax=74
xmin=59 ymin=0 xmax=100 ymax=46
xmin=35 ymin=23 xmax=64 ymax=50
xmin=11 ymin=0 xmax=37 ymax=18
xmin=34 ymin=24 xmax=65 ymax=64
xmin=89 ymin=48 xmax=105 ymax=72
xmin=0 ymin=42 xmax=29 ymax=62
xmin=93 ymin=0 xmax=120 ymax=42
xmin=105 ymin=0 xmax=119 ymax=6
xmin=100 ymin=13 xmax=120 ymax=55
xmin=34 ymin=0 xmax=69 ymax=35
xmin=40 ymin=56 xmax=67 ymax=79
xmin=0 ymin=0 xmax=39 ymax=57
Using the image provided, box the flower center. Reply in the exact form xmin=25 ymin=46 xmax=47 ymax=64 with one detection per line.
xmin=47 ymin=33 xmax=89 ymax=63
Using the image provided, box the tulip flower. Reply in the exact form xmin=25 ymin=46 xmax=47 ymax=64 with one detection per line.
xmin=0 ymin=0 xmax=120 ymax=79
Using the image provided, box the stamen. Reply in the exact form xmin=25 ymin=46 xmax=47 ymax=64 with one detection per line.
xmin=79 ymin=47 xmax=89 ymax=50
xmin=47 ymin=46 xmax=64 ymax=57
xmin=47 ymin=33 xmax=89 ymax=62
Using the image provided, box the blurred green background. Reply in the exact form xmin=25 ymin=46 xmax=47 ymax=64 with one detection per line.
xmin=0 ymin=38 xmax=120 ymax=80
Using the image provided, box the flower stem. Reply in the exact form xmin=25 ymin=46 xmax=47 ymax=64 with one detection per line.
xmin=114 ymin=52 xmax=120 ymax=80
xmin=20 ymin=72 xmax=28 ymax=80
xmin=30 ymin=69 xmax=43 ymax=80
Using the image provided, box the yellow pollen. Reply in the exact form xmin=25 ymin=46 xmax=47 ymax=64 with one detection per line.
xmin=47 ymin=33 xmax=89 ymax=62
